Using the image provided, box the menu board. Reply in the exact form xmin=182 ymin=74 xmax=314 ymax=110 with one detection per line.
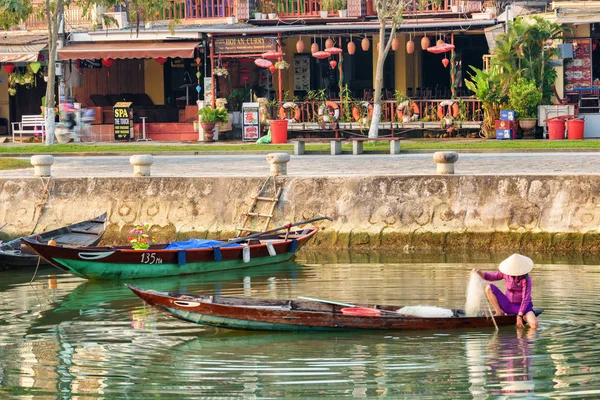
xmin=113 ymin=102 xmax=133 ymax=141
xmin=564 ymin=39 xmax=592 ymax=94
xmin=242 ymin=102 xmax=260 ymax=141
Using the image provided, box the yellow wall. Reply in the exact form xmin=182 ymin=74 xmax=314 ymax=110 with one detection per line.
xmin=0 ymin=69 xmax=9 ymax=125
xmin=144 ymin=60 xmax=164 ymax=105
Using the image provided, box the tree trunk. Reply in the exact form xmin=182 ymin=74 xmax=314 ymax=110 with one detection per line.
xmin=368 ymin=20 xmax=395 ymax=138
xmin=44 ymin=0 xmax=63 ymax=145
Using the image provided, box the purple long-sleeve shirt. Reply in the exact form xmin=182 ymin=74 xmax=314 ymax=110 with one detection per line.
xmin=483 ymin=271 xmax=533 ymax=315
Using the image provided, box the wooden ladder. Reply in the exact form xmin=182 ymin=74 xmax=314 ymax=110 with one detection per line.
xmin=236 ymin=176 xmax=282 ymax=236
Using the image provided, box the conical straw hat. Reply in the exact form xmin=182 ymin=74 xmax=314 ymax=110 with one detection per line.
xmin=499 ymin=254 xmax=534 ymax=276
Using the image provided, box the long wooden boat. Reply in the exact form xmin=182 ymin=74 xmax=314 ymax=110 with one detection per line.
xmin=127 ymin=285 xmax=544 ymax=332
xmin=21 ymin=227 xmax=319 ymax=280
xmin=0 ymin=213 xmax=107 ymax=270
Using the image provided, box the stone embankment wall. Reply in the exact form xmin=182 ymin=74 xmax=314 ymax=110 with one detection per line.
xmin=1 ymin=175 xmax=599 ymax=253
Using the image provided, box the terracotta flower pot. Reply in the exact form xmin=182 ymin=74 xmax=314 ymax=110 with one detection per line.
xmin=200 ymin=122 xmax=216 ymax=141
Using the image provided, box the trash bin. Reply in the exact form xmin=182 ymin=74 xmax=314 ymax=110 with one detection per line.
xmin=270 ymin=120 xmax=288 ymax=144
xmin=547 ymin=118 xmax=565 ymax=140
xmin=567 ymin=118 xmax=585 ymax=140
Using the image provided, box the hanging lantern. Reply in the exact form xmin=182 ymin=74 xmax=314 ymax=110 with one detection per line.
xmin=325 ymin=38 xmax=334 ymax=49
xmin=155 ymin=57 xmax=168 ymax=65
xmin=196 ymin=71 xmax=201 ymax=79
xmin=442 ymin=57 xmax=449 ymax=68
xmin=406 ymin=39 xmax=415 ymax=54
xmin=311 ymin=42 xmax=319 ymax=54
xmin=348 ymin=40 xmax=356 ymax=55
xmin=196 ymin=85 xmax=202 ymax=93
xmin=391 ymin=37 xmax=400 ymax=51
xmin=361 ymin=37 xmax=370 ymax=51
xmin=4 ymin=63 xmax=15 ymax=74
xmin=313 ymin=51 xmax=332 ymax=59
xmin=269 ymin=65 xmax=276 ymax=73
xmin=421 ymin=36 xmax=430 ymax=50
xmin=329 ymin=60 xmax=337 ymax=69
xmin=102 ymin=58 xmax=114 ymax=76
xmin=296 ymin=38 xmax=305 ymax=53
xmin=242 ymin=75 xmax=249 ymax=84
xmin=195 ymin=57 xmax=201 ymax=65
xmin=437 ymin=39 xmax=445 ymax=46
xmin=29 ymin=62 xmax=41 ymax=74
xmin=254 ymin=58 xmax=273 ymax=68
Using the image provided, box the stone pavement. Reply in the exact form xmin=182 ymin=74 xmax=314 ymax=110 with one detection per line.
xmin=1 ymin=152 xmax=600 ymax=178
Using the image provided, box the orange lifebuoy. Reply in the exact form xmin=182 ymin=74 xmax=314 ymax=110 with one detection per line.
xmin=279 ymin=103 xmax=301 ymax=121
xmin=396 ymin=102 xmax=420 ymax=121
xmin=437 ymin=103 xmax=460 ymax=119
xmin=325 ymin=101 xmax=340 ymax=121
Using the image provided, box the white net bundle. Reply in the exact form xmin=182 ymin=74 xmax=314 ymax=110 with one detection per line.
xmin=465 ymin=271 xmax=487 ymax=317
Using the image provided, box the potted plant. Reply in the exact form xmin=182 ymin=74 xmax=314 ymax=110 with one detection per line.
xmin=198 ymin=107 xmax=229 ymax=141
xmin=336 ymin=0 xmax=348 ymax=17
xmin=319 ymin=0 xmax=330 ymax=18
xmin=261 ymin=0 xmax=277 ymax=19
xmin=509 ymin=78 xmax=542 ymax=139
xmin=274 ymin=60 xmax=289 ymax=70
xmin=213 ymin=66 xmax=228 ymax=77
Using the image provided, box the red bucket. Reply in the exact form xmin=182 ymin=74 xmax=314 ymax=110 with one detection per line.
xmin=341 ymin=307 xmax=381 ymax=316
xmin=547 ymin=118 xmax=565 ymax=140
xmin=270 ymin=120 xmax=289 ymax=144
xmin=567 ymin=118 xmax=585 ymax=140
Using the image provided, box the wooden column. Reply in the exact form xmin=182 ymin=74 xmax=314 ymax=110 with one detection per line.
xmin=450 ymin=33 xmax=455 ymax=99
xmin=210 ymin=37 xmax=216 ymax=108
xmin=277 ymin=33 xmax=283 ymax=104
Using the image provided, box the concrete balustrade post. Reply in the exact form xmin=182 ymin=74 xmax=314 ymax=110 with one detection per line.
xmin=129 ymin=154 xmax=154 ymax=177
xmin=30 ymin=155 xmax=54 ymax=177
xmin=266 ymin=153 xmax=291 ymax=176
xmin=433 ymin=151 xmax=459 ymax=174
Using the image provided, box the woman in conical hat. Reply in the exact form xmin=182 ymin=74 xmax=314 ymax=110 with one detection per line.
xmin=473 ymin=254 xmax=538 ymax=329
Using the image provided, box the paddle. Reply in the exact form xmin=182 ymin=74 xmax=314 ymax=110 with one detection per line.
xmin=297 ymin=296 xmax=399 ymax=316
xmin=213 ymin=215 xmax=332 ymax=248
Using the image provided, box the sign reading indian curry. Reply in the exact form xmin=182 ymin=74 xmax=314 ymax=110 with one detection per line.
xmin=215 ymin=37 xmax=277 ymax=54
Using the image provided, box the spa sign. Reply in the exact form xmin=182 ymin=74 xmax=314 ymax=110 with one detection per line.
xmin=215 ymin=37 xmax=277 ymax=54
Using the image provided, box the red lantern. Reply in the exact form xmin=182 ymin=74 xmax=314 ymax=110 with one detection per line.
xmin=329 ymin=60 xmax=337 ymax=69
xmin=442 ymin=57 xmax=449 ymax=68
xmin=242 ymin=75 xmax=249 ymax=83
xmin=269 ymin=65 xmax=276 ymax=73
xmin=102 ymin=58 xmax=114 ymax=68
xmin=3 ymin=63 xmax=15 ymax=74
xmin=254 ymin=58 xmax=273 ymax=68
xmin=156 ymin=57 xmax=168 ymax=65
xmin=313 ymin=51 xmax=331 ymax=59
xmin=427 ymin=43 xmax=455 ymax=54
xmin=325 ymin=47 xmax=343 ymax=55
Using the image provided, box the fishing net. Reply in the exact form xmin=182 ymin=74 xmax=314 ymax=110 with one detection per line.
xmin=465 ymin=271 xmax=487 ymax=317
xmin=397 ymin=306 xmax=454 ymax=318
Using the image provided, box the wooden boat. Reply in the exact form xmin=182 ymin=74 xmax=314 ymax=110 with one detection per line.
xmin=126 ymin=285 xmax=544 ymax=332
xmin=21 ymin=227 xmax=319 ymax=280
xmin=0 ymin=213 xmax=108 ymax=270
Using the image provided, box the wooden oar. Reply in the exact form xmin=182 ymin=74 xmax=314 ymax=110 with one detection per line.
xmin=297 ymin=296 xmax=399 ymax=316
xmin=214 ymin=215 xmax=332 ymax=248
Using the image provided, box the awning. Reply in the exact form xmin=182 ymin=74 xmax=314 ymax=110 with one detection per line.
xmin=57 ymin=42 xmax=200 ymax=60
xmin=0 ymin=43 xmax=46 ymax=62
xmin=556 ymin=15 xmax=600 ymax=24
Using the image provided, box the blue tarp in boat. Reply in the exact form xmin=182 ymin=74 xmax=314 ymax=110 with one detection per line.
xmin=165 ymin=238 xmax=241 ymax=250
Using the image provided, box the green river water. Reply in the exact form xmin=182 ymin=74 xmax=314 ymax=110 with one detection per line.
xmin=0 ymin=252 xmax=599 ymax=398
